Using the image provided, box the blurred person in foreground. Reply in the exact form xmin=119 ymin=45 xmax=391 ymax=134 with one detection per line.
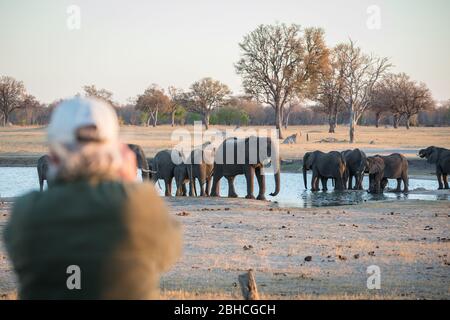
xmin=4 ymin=97 xmax=181 ymax=299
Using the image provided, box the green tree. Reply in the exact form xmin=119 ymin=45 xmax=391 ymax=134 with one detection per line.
xmin=135 ymin=85 xmax=170 ymax=127
xmin=185 ymin=77 xmax=231 ymax=129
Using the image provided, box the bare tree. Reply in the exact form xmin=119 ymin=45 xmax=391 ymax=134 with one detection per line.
xmin=0 ymin=76 xmax=26 ymax=126
xmin=135 ymin=85 xmax=169 ymax=127
xmin=372 ymin=73 xmax=435 ymax=129
xmin=186 ymin=77 xmax=231 ymax=130
xmin=335 ymin=40 xmax=390 ymax=142
xmin=316 ymin=47 xmax=346 ymax=133
xmin=167 ymin=86 xmax=183 ymax=127
xmin=19 ymin=94 xmax=42 ymax=125
xmin=369 ymin=74 xmax=398 ymax=128
xmin=282 ymin=96 xmax=301 ymax=129
xmin=235 ymin=24 xmax=329 ymax=139
xmin=83 ymin=85 xmax=115 ymax=106
xmin=395 ymin=74 xmax=434 ymax=129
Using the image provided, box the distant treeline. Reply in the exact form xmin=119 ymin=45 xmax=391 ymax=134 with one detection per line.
xmin=8 ymin=98 xmax=449 ymax=128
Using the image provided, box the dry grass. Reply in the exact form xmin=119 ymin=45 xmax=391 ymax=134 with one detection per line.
xmin=1 ymin=125 xmax=450 ymax=159
xmin=1 ymin=198 xmax=449 ymax=300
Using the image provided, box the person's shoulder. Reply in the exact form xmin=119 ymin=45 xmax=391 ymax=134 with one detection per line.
xmin=12 ymin=191 xmax=42 ymax=217
xmin=122 ymin=181 xmax=160 ymax=198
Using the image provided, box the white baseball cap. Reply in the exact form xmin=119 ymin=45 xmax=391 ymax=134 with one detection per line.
xmin=48 ymin=97 xmax=119 ymax=145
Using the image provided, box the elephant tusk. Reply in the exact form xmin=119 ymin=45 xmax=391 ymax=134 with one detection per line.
xmin=141 ymin=168 xmax=157 ymax=174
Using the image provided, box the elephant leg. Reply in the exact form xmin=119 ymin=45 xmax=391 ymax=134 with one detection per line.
xmin=381 ymin=178 xmax=388 ymax=190
xmin=198 ymin=178 xmax=206 ymax=197
xmin=395 ymin=178 xmax=402 ymax=192
xmin=39 ymin=179 xmax=44 ymax=192
xmin=210 ymin=175 xmax=221 ymax=197
xmin=443 ymin=174 xmax=449 ymax=189
xmin=368 ymin=174 xmax=374 ymax=193
xmin=182 ymin=183 xmax=187 ymax=196
xmin=335 ymin=176 xmax=344 ymax=191
xmin=174 ymin=177 xmax=181 ymax=196
xmin=255 ymin=167 xmax=266 ymax=200
xmin=436 ymin=170 xmax=444 ymax=189
xmin=321 ymin=177 xmax=328 ymax=191
xmin=402 ymin=172 xmax=409 ymax=193
xmin=191 ymin=178 xmax=199 ymax=197
xmin=244 ymin=166 xmax=255 ymax=199
xmin=348 ymin=175 xmax=353 ymax=190
xmin=205 ymin=178 xmax=211 ymax=196
xmin=311 ymin=171 xmax=319 ymax=192
xmin=356 ymin=173 xmax=364 ymax=190
xmin=376 ymin=177 xmax=381 ymax=194
xmin=226 ymin=176 xmax=238 ymax=198
xmin=165 ymin=178 xmax=172 ymax=197
xmin=189 ymin=178 xmax=194 ymax=197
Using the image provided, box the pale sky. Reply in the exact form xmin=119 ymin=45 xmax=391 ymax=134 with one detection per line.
xmin=1 ymin=0 xmax=449 ymax=104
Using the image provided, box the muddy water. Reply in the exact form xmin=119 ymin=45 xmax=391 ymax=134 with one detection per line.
xmin=1 ymin=167 xmax=448 ymax=207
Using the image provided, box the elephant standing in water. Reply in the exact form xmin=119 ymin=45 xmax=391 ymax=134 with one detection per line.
xmin=302 ymin=151 xmax=346 ymax=191
xmin=173 ymin=163 xmax=192 ymax=196
xmin=149 ymin=149 xmax=184 ymax=196
xmin=342 ymin=148 xmax=367 ymax=190
xmin=37 ymin=155 xmax=50 ymax=192
xmin=127 ymin=144 xmax=150 ymax=180
xmin=419 ymin=146 xmax=450 ymax=189
xmin=366 ymin=156 xmax=386 ymax=194
xmin=365 ymin=153 xmax=409 ymax=193
xmin=186 ymin=147 xmax=215 ymax=196
xmin=210 ymin=136 xmax=280 ymax=200
xmin=173 ymin=142 xmax=215 ymax=197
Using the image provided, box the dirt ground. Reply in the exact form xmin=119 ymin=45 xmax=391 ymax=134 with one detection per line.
xmin=1 ymin=194 xmax=449 ymax=300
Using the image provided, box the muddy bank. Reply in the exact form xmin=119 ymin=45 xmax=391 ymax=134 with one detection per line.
xmin=1 ymin=196 xmax=449 ymax=299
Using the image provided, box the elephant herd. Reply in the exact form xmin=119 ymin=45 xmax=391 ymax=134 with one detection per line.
xmin=147 ymin=136 xmax=280 ymax=200
xmin=302 ymin=149 xmax=409 ymax=194
xmin=36 ymin=142 xmax=450 ymax=197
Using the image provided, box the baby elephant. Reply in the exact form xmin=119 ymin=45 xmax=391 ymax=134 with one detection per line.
xmin=366 ymin=156 xmax=386 ymax=194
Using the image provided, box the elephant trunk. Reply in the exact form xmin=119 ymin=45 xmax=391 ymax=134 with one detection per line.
xmin=140 ymin=153 xmax=150 ymax=180
xmin=303 ymin=166 xmax=307 ymax=190
xmin=270 ymin=171 xmax=280 ymax=196
xmin=269 ymin=139 xmax=280 ymax=196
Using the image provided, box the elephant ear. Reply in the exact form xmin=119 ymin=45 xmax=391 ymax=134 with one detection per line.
xmin=244 ymin=136 xmax=259 ymax=164
xmin=428 ymin=148 xmax=438 ymax=164
xmin=305 ymin=152 xmax=315 ymax=168
xmin=369 ymin=157 xmax=384 ymax=174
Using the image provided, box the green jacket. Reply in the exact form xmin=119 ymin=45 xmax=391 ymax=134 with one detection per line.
xmin=4 ymin=180 xmax=181 ymax=299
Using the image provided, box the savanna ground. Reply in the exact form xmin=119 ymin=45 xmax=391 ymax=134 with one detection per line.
xmin=0 ymin=125 xmax=449 ymax=299
xmin=1 ymin=124 xmax=450 ymax=165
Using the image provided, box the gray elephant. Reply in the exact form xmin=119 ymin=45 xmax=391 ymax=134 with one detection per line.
xmin=149 ymin=149 xmax=184 ymax=196
xmin=302 ymin=151 xmax=346 ymax=191
xmin=210 ymin=136 xmax=280 ymax=200
xmin=342 ymin=148 xmax=367 ymax=190
xmin=418 ymin=146 xmax=450 ymax=189
xmin=37 ymin=155 xmax=51 ymax=192
xmin=127 ymin=144 xmax=151 ymax=180
xmin=366 ymin=156 xmax=386 ymax=194
xmin=186 ymin=147 xmax=215 ymax=196
xmin=173 ymin=143 xmax=215 ymax=197
xmin=174 ymin=164 xmax=192 ymax=196
xmin=365 ymin=153 xmax=408 ymax=193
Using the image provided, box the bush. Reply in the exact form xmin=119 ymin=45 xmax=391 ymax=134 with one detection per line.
xmin=210 ymin=107 xmax=249 ymax=126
